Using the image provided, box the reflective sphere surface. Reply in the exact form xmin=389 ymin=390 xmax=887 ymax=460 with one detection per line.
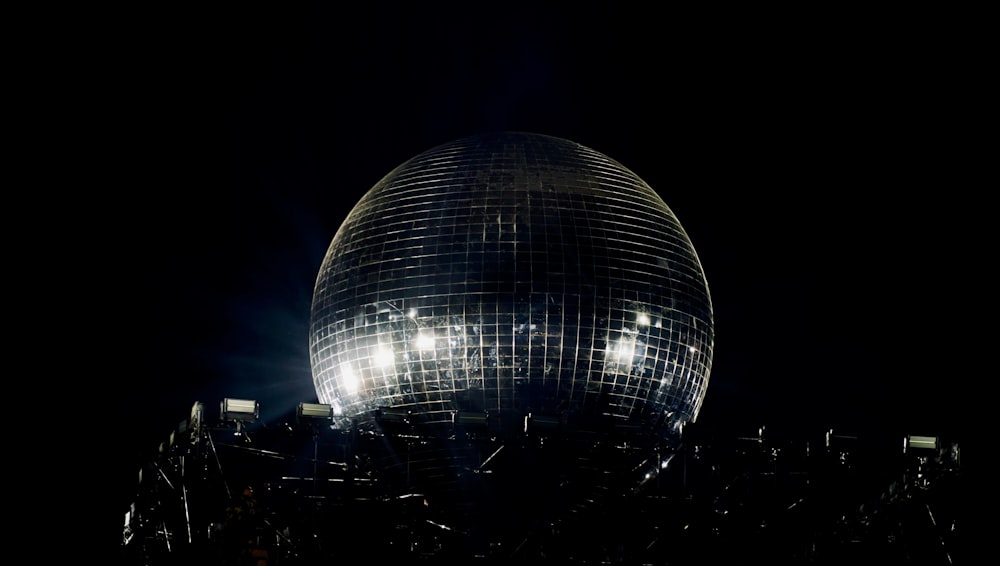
xmin=310 ymin=132 xmax=713 ymax=439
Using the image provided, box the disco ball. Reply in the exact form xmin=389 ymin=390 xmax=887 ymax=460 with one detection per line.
xmin=309 ymin=132 xmax=713 ymax=442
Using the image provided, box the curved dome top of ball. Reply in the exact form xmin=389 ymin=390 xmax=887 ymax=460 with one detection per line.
xmin=310 ymin=131 xmax=713 ymax=439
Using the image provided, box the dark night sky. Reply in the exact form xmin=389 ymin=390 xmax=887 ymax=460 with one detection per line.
xmin=115 ymin=4 xmax=974 ymax=513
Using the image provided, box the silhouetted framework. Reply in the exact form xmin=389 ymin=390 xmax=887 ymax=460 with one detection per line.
xmin=121 ymin=402 xmax=962 ymax=565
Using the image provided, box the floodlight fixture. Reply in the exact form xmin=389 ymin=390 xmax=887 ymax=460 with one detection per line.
xmin=297 ymin=402 xmax=334 ymax=424
xmin=528 ymin=414 xmax=561 ymax=432
xmin=455 ymin=411 xmax=488 ymax=429
xmin=221 ymin=398 xmax=259 ymax=422
xmin=905 ymin=434 xmax=938 ymax=452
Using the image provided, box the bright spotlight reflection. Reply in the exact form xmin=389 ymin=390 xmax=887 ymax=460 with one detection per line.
xmin=340 ymin=362 xmax=360 ymax=394
xmin=615 ymin=337 xmax=636 ymax=364
xmin=415 ymin=331 xmax=435 ymax=351
xmin=375 ymin=345 xmax=395 ymax=367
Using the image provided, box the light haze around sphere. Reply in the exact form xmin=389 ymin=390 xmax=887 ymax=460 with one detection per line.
xmin=309 ymin=132 xmax=713 ymax=440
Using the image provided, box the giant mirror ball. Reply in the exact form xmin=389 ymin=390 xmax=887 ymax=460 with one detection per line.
xmin=309 ymin=131 xmax=713 ymax=442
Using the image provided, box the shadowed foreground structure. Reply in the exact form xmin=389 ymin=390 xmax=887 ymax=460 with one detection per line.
xmin=121 ymin=403 xmax=962 ymax=564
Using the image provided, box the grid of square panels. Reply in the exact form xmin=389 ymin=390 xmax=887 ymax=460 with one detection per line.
xmin=310 ymin=132 xmax=713 ymax=438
